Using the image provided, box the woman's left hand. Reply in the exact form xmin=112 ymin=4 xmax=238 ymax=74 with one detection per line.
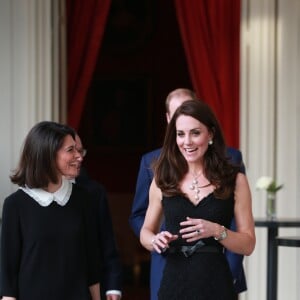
xmin=179 ymin=217 xmax=216 ymax=242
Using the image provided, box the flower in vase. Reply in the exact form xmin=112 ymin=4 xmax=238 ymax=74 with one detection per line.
xmin=256 ymin=176 xmax=283 ymax=219
xmin=256 ymin=176 xmax=283 ymax=193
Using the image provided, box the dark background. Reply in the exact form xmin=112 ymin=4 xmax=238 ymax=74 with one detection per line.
xmin=78 ymin=0 xmax=192 ymax=192
xmin=77 ymin=1 xmax=193 ymax=298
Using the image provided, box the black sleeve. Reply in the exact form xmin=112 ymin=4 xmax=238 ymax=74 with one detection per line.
xmin=81 ymin=188 xmax=101 ymax=286
xmin=0 ymin=194 xmax=22 ymax=298
xmin=95 ymin=185 xmax=122 ymax=292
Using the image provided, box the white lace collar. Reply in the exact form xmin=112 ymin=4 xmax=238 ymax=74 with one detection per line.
xmin=20 ymin=177 xmax=73 ymax=207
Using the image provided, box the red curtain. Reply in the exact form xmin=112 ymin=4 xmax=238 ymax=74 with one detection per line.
xmin=67 ymin=0 xmax=111 ymax=130
xmin=175 ymin=0 xmax=241 ymax=148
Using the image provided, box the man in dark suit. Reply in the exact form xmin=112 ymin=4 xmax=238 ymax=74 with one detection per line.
xmin=129 ymin=88 xmax=247 ymax=300
xmin=73 ymin=135 xmax=123 ymax=300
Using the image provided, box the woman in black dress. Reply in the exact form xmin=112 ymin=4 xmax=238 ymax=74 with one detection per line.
xmin=0 ymin=121 xmax=100 ymax=300
xmin=140 ymin=100 xmax=256 ymax=300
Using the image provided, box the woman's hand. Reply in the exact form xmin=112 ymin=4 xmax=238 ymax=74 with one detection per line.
xmin=179 ymin=217 xmax=219 ymax=242
xmin=106 ymin=294 xmax=121 ymax=300
xmin=151 ymin=231 xmax=178 ymax=253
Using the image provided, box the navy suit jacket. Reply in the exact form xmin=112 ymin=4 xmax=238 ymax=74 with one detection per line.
xmin=76 ymin=169 xmax=122 ymax=299
xmin=129 ymin=147 xmax=247 ymax=299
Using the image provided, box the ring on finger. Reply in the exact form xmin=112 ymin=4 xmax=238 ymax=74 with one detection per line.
xmin=195 ymin=229 xmax=201 ymax=235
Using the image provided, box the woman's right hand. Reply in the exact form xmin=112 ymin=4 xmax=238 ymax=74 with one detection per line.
xmin=150 ymin=231 xmax=178 ymax=253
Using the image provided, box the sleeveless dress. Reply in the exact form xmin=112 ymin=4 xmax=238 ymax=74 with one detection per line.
xmin=158 ymin=193 xmax=236 ymax=300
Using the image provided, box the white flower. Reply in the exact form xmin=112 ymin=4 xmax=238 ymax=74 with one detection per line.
xmin=256 ymin=176 xmax=273 ymax=190
xmin=256 ymin=176 xmax=283 ymax=193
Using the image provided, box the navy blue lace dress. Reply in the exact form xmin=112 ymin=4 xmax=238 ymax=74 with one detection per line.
xmin=158 ymin=193 xmax=236 ymax=300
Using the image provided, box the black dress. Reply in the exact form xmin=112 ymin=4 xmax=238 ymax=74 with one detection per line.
xmin=0 ymin=185 xmax=99 ymax=300
xmin=158 ymin=193 xmax=236 ymax=300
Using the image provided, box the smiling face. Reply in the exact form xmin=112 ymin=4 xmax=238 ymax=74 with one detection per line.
xmin=56 ymin=134 xmax=83 ymax=179
xmin=176 ymin=115 xmax=212 ymax=164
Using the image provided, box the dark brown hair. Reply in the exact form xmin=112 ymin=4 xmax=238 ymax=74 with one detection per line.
xmin=10 ymin=121 xmax=76 ymax=188
xmin=154 ymin=100 xmax=239 ymax=199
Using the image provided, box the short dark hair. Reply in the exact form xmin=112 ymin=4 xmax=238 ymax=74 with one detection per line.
xmin=10 ymin=121 xmax=76 ymax=188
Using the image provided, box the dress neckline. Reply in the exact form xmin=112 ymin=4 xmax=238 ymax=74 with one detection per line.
xmin=184 ymin=192 xmax=214 ymax=207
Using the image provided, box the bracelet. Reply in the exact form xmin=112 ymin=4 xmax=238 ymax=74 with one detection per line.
xmin=214 ymin=225 xmax=228 ymax=241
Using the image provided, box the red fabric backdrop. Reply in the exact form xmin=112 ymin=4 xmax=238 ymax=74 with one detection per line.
xmin=66 ymin=0 xmax=111 ymax=130
xmin=67 ymin=0 xmax=240 ymax=147
xmin=175 ymin=0 xmax=241 ymax=147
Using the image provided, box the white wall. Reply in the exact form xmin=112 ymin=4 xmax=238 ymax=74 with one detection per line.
xmin=0 ymin=0 xmax=56 ymax=212
xmin=240 ymin=0 xmax=300 ymax=299
xmin=0 ymin=0 xmax=14 ymax=205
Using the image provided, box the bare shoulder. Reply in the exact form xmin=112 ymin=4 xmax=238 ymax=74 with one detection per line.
xmin=236 ymin=172 xmax=248 ymax=185
xmin=150 ymin=178 xmax=162 ymax=200
xmin=235 ymin=173 xmax=251 ymax=196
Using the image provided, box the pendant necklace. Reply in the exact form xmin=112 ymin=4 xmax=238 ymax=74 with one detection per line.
xmin=189 ymin=171 xmax=211 ymax=201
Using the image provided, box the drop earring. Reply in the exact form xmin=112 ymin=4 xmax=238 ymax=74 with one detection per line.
xmin=208 ymin=140 xmax=213 ymax=145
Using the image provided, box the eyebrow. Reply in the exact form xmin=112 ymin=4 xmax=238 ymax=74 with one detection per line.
xmin=176 ymin=128 xmax=201 ymax=131
xmin=64 ymin=144 xmax=76 ymax=150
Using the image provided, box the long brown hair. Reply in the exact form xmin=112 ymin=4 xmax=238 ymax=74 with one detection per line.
xmin=154 ymin=100 xmax=239 ymax=199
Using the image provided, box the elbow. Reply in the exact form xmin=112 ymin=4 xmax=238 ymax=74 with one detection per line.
xmin=244 ymin=237 xmax=256 ymax=256
xmin=244 ymin=248 xmax=254 ymax=256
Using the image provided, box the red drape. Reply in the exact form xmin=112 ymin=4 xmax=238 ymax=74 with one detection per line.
xmin=67 ymin=0 xmax=111 ymax=130
xmin=175 ymin=0 xmax=241 ymax=148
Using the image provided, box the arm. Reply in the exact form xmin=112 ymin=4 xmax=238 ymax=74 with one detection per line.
xmin=82 ymin=191 xmax=101 ymax=296
xmin=140 ymin=179 xmax=177 ymax=253
xmin=0 ymin=195 xmax=21 ymax=299
xmin=96 ymin=186 xmax=122 ymax=297
xmin=218 ymin=173 xmax=256 ymax=255
xmin=225 ymin=148 xmax=247 ymax=291
xmin=225 ymin=218 xmax=246 ymax=276
xmin=129 ymin=153 xmax=155 ymax=237
xmin=76 ymin=174 xmax=122 ymax=299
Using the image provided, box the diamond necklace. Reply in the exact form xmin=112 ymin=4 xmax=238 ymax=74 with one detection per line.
xmin=189 ymin=171 xmax=211 ymax=201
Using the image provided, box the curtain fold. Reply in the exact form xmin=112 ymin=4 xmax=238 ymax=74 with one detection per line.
xmin=67 ymin=0 xmax=111 ymax=130
xmin=175 ymin=0 xmax=241 ymax=147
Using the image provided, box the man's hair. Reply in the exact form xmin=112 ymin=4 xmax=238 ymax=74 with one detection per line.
xmin=165 ymin=88 xmax=197 ymax=113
